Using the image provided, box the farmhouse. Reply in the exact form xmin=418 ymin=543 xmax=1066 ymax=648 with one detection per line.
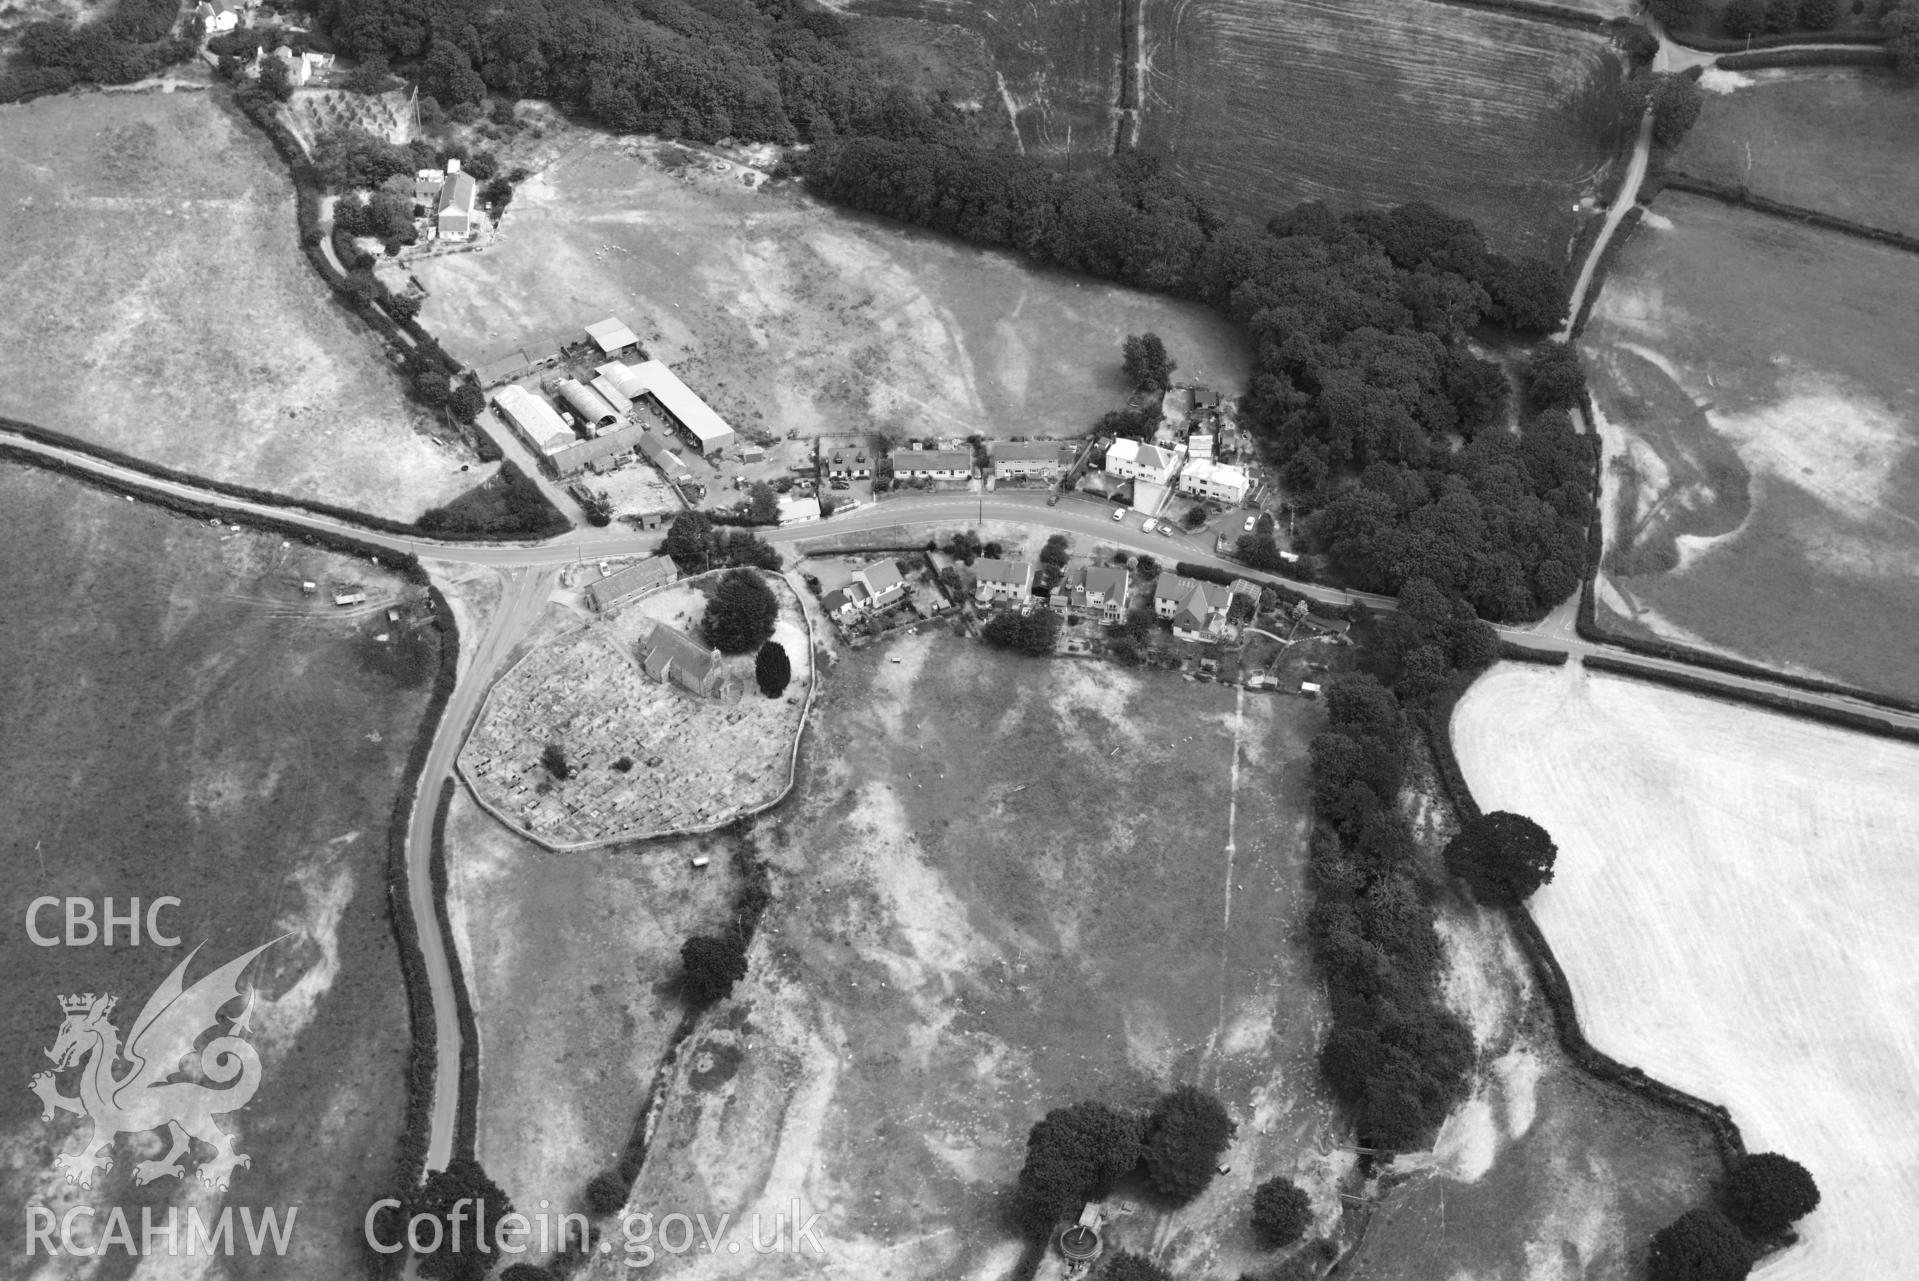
xmin=557 ymin=378 xmax=621 ymax=431
xmin=586 ymin=556 xmax=677 ymax=612
xmin=640 ymin=623 xmax=723 ymax=697
xmin=1105 ymin=437 xmax=1182 ymax=487
xmin=973 ymin=558 xmax=1034 ymax=604
xmin=1177 ymin=458 xmax=1252 ymax=505
xmin=550 ymin=423 xmax=643 ymax=479
xmin=818 ymin=436 xmax=877 ymax=479
xmin=494 ymin=385 xmax=576 ymax=456
xmin=992 ymin=441 xmax=1076 ymax=482
xmin=895 ymin=449 xmax=973 ymax=482
xmin=1050 ymin=565 xmax=1131 ymax=623
xmin=630 ymin=360 xmax=736 ymax=455
xmin=585 ymin=317 xmax=640 ymax=357
xmin=1154 ymin=574 xmax=1233 ymax=640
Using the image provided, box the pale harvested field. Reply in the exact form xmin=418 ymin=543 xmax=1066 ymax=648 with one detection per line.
xmin=410 ymin=136 xmax=1251 ymax=442
xmin=444 ymin=788 xmax=740 ymax=1220
xmin=1675 ymin=69 xmax=1919 ymax=240
xmin=1139 ymin=0 xmax=1627 ymax=259
xmin=594 ymin=634 xmax=1340 ymax=1278
xmin=1453 ymin=663 xmax=1919 ymax=1281
xmin=1584 ymin=192 xmax=1919 ymax=698
xmin=0 ymin=92 xmax=482 ymax=520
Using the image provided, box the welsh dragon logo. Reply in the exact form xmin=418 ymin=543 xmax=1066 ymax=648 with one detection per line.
xmin=30 ymin=940 xmax=279 ymax=1192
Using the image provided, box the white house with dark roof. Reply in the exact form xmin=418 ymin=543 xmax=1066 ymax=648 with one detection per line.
xmin=1105 ymin=437 xmax=1182 ymax=487
xmin=823 ymin=558 xmax=907 ymax=621
xmin=1050 ymin=564 xmax=1131 ymax=623
xmin=1154 ymin=574 xmax=1234 ymax=640
xmin=972 ymin=558 xmax=1033 ymax=604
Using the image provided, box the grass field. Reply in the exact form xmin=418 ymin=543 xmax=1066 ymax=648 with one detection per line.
xmin=1583 ymin=191 xmax=1919 ymax=698
xmin=1676 ymin=69 xmax=1919 ymax=240
xmin=444 ymin=789 xmax=740 ymax=1226
xmin=0 ymin=465 xmax=441 ymax=1275
xmin=409 ymin=135 xmax=1252 ymax=443
xmin=1453 ymin=663 xmax=1919 ymax=1281
xmin=612 ymin=633 xmax=1338 ymax=1276
xmin=1137 ymin=0 xmax=1629 ymax=260
xmin=0 ymin=92 xmax=485 ymax=521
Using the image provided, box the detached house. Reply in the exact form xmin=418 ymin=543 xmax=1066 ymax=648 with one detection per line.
xmin=972 ymin=558 xmax=1034 ymax=604
xmin=1104 ymin=437 xmax=1182 ymax=487
xmin=819 ymin=437 xmax=876 ymax=479
xmin=1049 ymin=565 xmax=1131 ymax=623
xmin=1154 ymin=574 xmax=1234 ymax=641
xmin=822 ymin=558 xmax=908 ymax=622
xmin=436 ymin=167 xmax=479 ymax=239
xmin=896 ymin=449 xmax=974 ymax=482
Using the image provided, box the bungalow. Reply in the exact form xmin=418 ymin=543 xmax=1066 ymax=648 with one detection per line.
xmin=896 ymin=449 xmax=973 ymax=482
xmin=1177 ymin=458 xmax=1252 ymax=506
xmin=585 ymin=556 xmax=677 ymax=612
xmin=1154 ymin=574 xmax=1234 ymax=640
xmin=1299 ymin=614 xmax=1352 ymax=640
xmin=973 ymin=558 xmax=1034 ymax=604
xmin=640 ymin=623 xmax=723 ymax=697
xmin=992 ymin=441 xmax=1076 ymax=482
xmin=1049 ymin=564 xmax=1131 ymax=623
xmin=777 ymin=494 xmax=821 ymax=525
xmin=1104 ymin=437 xmax=1182 ymax=487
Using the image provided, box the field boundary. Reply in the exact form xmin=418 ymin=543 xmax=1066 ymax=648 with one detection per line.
xmin=1658 ymin=172 xmax=1919 ymax=257
xmin=427 ymin=777 xmax=484 ymax=1161
xmin=1426 ymin=679 xmax=1749 ymax=1169
xmin=1666 ymin=25 xmax=1887 ymax=53
xmin=1716 ymin=45 xmax=1894 ymax=69
xmin=1577 ymin=656 xmax=1919 ymax=743
xmin=453 ymin=569 xmax=823 ymax=851
xmin=1569 ymin=203 xmax=1645 ymax=338
xmin=1420 ymin=0 xmax=1610 ymax=32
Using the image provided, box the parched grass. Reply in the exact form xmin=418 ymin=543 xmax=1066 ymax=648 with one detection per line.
xmin=0 ymin=92 xmax=482 ymax=521
xmin=1582 ymin=191 xmax=1919 ymax=698
xmin=1139 ymin=0 xmax=1630 ymax=259
xmin=0 ymin=465 xmax=440 ymax=1273
xmin=1674 ymin=69 xmax=1919 ymax=241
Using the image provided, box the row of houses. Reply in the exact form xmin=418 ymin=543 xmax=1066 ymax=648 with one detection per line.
xmin=1104 ymin=438 xmax=1253 ymax=506
xmin=817 ymin=437 xmax=1079 ymax=483
xmin=970 ymin=560 xmax=1246 ymax=641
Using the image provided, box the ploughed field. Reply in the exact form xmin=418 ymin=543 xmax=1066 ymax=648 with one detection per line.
xmin=411 ymin=137 xmax=1251 ymax=442
xmin=602 ymin=634 xmax=1340 ymax=1278
xmin=1674 ymin=69 xmax=1919 ymax=240
xmin=1453 ymin=663 xmax=1919 ymax=1281
xmin=1138 ymin=0 xmax=1628 ymax=260
xmin=1582 ymin=191 xmax=1919 ymax=698
xmin=0 ymin=92 xmax=483 ymax=521
xmin=0 ymin=466 xmax=442 ymax=1276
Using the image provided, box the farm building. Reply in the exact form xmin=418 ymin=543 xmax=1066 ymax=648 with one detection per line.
xmin=495 ymin=385 xmax=575 ymax=455
xmin=435 ymin=163 xmax=478 ymax=240
xmin=595 ymin=361 xmax=648 ymax=400
xmin=992 ymin=441 xmax=1076 ymax=482
xmin=1050 ymin=565 xmax=1131 ymax=623
xmin=818 ymin=435 xmax=877 ymax=479
xmin=557 ymin=378 xmax=621 ymax=431
xmin=638 ymin=431 xmax=691 ymax=482
xmin=585 ymin=317 xmax=640 ymax=357
xmin=1105 ymin=438 xmax=1182 ymax=486
xmin=474 ymin=332 xmax=569 ymax=387
xmin=586 ymin=556 xmax=678 ymax=612
xmin=640 ymin=623 xmax=723 ymax=697
xmin=973 ymin=558 xmax=1034 ymax=604
xmin=590 ymin=375 xmax=633 ymax=415
xmin=1177 ymin=458 xmax=1251 ymax=505
xmin=895 ymin=449 xmax=973 ymax=481
xmin=630 ymin=360 xmax=736 ymax=455
xmin=550 ymin=423 xmax=644 ymax=479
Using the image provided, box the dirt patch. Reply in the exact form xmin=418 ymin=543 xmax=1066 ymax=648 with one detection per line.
xmin=0 ymin=92 xmax=485 ymax=521
xmin=1454 ymin=662 xmax=1919 ymax=1280
xmin=410 ymin=135 xmax=1250 ymax=444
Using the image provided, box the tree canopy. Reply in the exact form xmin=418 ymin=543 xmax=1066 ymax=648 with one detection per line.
xmin=1251 ymin=1177 xmax=1313 ymax=1248
xmin=410 ymin=1159 xmax=516 ymax=1280
xmin=982 ymin=609 xmax=1060 ymax=656
xmin=680 ymin=934 xmax=749 ymax=1008
xmin=1141 ymin=1085 xmax=1236 ymax=1203
xmin=1442 ymin=810 xmax=1557 ymax=905
xmin=702 ymin=569 xmax=780 ymax=654
xmin=1721 ymin=1152 xmax=1820 ymax=1238
xmin=1012 ymin=1102 xmax=1144 ymax=1238
xmin=755 ymin=641 xmax=793 ymax=698
xmin=1123 ymin=333 xmax=1176 ymax=392
xmin=1648 ymin=1207 xmax=1754 ymax=1281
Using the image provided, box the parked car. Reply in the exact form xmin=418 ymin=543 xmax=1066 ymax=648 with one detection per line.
xmin=1156 ymin=523 xmax=1176 ymax=538
xmin=1112 ymin=507 xmax=1127 ymax=522
xmin=1047 ymin=494 xmax=1060 ymax=506
xmin=1243 ymin=515 xmax=1257 ymax=532
xmin=1140 ymin=518 xmax=1158 ymax=533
